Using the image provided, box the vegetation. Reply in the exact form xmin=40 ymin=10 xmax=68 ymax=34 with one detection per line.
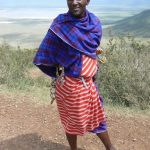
xmin=98 ymin=35 xmax=150 ymax=110
xmin=0 ymin=36 xmax=149 ymax=110
xmin=0 ymin=43 xmax=50 ymax=90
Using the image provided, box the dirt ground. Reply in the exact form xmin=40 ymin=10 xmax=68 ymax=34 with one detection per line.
xmin=0 ymin=93 xmax=150 ymax=150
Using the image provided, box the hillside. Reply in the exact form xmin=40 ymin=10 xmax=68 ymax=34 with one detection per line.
xmin=104 ymin=9 xmax=150 ymax=37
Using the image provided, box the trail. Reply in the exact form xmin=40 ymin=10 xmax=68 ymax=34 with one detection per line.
xmin=0 ymin=93 xmax=149 ymax=150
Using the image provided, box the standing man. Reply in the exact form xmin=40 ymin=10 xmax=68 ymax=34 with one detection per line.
xmin=33 ymin=0 xmax=116 ymax=150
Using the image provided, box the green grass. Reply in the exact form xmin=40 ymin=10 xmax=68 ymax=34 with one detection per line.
xmin=0 ymin=84 xmax=51 ymax=106
xmin=104 ymin=102 xmax=150 ymax=117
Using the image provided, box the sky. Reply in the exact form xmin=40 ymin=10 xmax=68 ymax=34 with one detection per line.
xmin=0 ymin=0 xmax=150 ymax=8
xmin=0 ymin=0 xmax=149 ymax=19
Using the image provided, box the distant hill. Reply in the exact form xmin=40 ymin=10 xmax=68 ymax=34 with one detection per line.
xmin=97 ymin=0 xmax=150 ymax=7
xmin=104 ymin=9 xmax=150 ymax=37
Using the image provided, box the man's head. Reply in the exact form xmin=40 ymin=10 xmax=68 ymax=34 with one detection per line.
xmin=67 ymin=0 xmax=90 ymax=18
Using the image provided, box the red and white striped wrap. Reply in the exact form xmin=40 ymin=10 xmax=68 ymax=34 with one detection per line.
xmin=56 ymin=55 xmax=106 ymax=135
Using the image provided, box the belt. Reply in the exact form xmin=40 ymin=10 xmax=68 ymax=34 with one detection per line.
xmin=56 ymin=66 xmax=91 ymax=89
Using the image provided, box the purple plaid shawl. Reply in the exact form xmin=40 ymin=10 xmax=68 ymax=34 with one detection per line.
xmin=33 ymin=10 xmax=102 ymax=77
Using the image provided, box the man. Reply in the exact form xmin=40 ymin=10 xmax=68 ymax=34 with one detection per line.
xmin=33 ymin=0 xmax=116 ymax=150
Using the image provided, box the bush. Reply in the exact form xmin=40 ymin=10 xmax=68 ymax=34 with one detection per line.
xmin=98 ymin=36 xmax=150 ymax=109
xmin=0 ymin=43 xmax=49 ymax=90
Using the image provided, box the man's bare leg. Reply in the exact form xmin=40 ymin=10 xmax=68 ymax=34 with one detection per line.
xmin=66 ymin=132 xmax=77 ymax=150
xmin=97 ymin=131 xmax=116 ymax=150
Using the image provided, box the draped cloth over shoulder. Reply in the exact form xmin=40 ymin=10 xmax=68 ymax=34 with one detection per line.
xmin=33 ymin=10 xmax=102 ymax=77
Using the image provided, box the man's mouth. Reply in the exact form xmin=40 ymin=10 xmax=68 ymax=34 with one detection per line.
xmin=73 ymin=7 xmax=80 ymax=11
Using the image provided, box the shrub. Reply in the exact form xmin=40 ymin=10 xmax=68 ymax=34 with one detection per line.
xmin=0 ymin=43 xmax=49 ymax=90
xmin=98 ymin=36 xmax=150 ymax=109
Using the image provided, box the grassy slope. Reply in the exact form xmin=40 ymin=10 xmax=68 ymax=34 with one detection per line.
xmin=104 ymin=9 xmax=150 ymax=37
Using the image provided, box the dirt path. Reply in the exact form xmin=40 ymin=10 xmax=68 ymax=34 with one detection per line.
xmin=0 ymin=93 xmax=150 ymax=150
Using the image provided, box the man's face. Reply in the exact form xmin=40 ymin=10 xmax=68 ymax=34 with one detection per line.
xmin=67 ymin=0 xmax=90 ymax=18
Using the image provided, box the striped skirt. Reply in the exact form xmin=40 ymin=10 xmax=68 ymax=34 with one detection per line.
xmin=55 ymin=55 xmax=106 ymax=135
